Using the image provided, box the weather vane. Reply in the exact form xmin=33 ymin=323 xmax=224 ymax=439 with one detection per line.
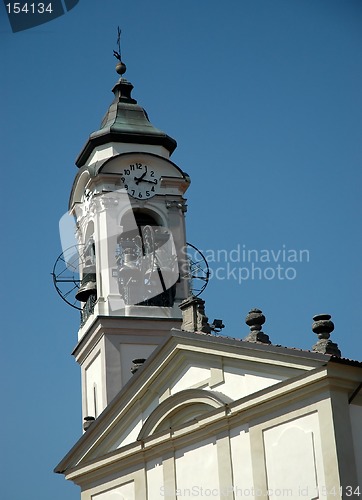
xmin=113 ymin=26 xmax=122 ymax=62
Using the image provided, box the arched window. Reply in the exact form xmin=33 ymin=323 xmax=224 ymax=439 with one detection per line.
xmin=119 ymin=210 xmax=159 ymax=242
xmin=116 ymin=210 xmax=177 ymax=307
xmin=78 ymin=222 xmax=97 ymax=325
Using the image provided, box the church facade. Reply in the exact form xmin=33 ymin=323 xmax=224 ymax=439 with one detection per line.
xmin=55 ymin=58 xmax=362 ymax=499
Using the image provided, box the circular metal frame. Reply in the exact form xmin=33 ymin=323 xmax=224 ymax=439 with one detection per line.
xmin=52 ymin=245 xmax=85 ymax=310
xmin=52 ymin=239 xmax=210 ymax=307
xmin=185 ymin=242 xmax=210 ymax=296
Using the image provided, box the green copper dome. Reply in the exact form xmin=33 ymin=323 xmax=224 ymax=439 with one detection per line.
xmin=76 ymin=70 xmax=177 ymax=168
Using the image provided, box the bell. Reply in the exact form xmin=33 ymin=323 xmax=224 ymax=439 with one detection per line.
xmin=158 ymin=266 xmax=177 ymax=289
xmin=145 ymin=265 xmax=176 ymax=291
xmin=118 ymin=263 xmax=142 ymax=286
xmin=75 ymin=269 xmax=97 ymax=302
xmin=144 ymin=264 xmax=159 ymax=285
xmin=118 ymin=249 xmax=141 ymax=287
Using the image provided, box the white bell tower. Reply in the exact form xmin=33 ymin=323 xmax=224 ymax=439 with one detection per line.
xmin=68 ymin=58 xmax=192 ymax=426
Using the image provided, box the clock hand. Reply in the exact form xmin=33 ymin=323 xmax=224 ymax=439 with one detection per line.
xmin=134 ymin=169 xmax=148 ymax=185
xmin=141 ymin=178 xmax=158 ymax=185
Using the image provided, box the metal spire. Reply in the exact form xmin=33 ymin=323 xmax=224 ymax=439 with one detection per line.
xmin=113 ymin=26 xmax=126 ymax=76
xmin=113 ymin=26 xmax=122 ymax=61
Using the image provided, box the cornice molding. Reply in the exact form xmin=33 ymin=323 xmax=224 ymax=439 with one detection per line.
xmin=56 ymin=333 xmax=362 ymax=484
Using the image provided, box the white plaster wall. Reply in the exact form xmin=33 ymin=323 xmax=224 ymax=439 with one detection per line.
xmin=120 ymin=343 xmax=157 ymax=387
xmin=115 ymin=415 xmax=143 ymax=450
xmin=350 ymin=404 xmax=362 ymax=487
xmin=85 ymin=351 xmax=104 ymax=418
xmin=87 ymin=143 xmax=169 ymax=166
xmin=85 ymin=395 xmax=160 ymax=455
xmin=263 ymin=412 xmax=326 ymax=498
xmin=91 ymin=481 xmax=135 ymax=500
xmin=229 ymin=425 xmax=254 ymax=496
xmin=244 ymin=371 xmax=284 ymax=393
xmin=171 ymin=365 xmax=210 ymax=394
xmin=146 ymin=458 xmax=164 ymax=499
xmin=222 ymin=365 xmax=284 ymax=401
xmin=110 ymin=144 xmax=169 ymax=159
xmin=175 ymin=438 xmax=221 ymax=498
xmin=169 ymin=363 xmax=284 ymax=401
xmin=114 ymin=396 xmax=160 ymax=450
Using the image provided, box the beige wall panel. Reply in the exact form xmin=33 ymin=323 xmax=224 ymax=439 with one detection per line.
xmin=230 ymin=424 xmax=255 ymax=495
xmin=120 ymin=343 xmax=157 ymax=387
xmin=85 ymin=350 xmax=103 ymax=418
xmin=171 ymin=365 xmax=210 ymax=394
xmin=222 ymin=365 xmax=285 ymax=401
xmin=146 ymin=458 xmax=164 ymax=500
xmin=350 ymin=404 xmax=362 ymax=488
xmin=263 ymin=412 xmax=325 ymax=498
xmin=175 ymin=438 xmax=220 ymax=498
xmin=91 ymin=480 xmax=135 ymax=500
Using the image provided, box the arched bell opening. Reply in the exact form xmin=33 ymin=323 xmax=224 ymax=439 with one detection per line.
xmin=77 ymin=222 xmax=97 ymax=324
xmin=119 ymin=209 xmax=161 ymax=244
xmin=116 ymin=209 xmax=178 ymax=307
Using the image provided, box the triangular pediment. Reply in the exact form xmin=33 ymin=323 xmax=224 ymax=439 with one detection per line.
xmin=55 ymin=330 xmax=330 ymax=475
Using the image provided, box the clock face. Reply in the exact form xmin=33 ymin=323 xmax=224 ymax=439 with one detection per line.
xmin=121 ymin=161 xmax=161 ymax=199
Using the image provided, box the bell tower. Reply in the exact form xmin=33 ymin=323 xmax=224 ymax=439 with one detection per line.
xmin=65 ymin=56 xmax=192 ymax=425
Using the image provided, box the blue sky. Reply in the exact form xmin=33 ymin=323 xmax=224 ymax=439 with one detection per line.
xmin=1 ymin=1 xmax=361 ymax=498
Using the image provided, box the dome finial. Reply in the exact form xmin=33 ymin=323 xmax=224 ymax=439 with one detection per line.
xmin=113 ymin=26 xmax=126 ymax=76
